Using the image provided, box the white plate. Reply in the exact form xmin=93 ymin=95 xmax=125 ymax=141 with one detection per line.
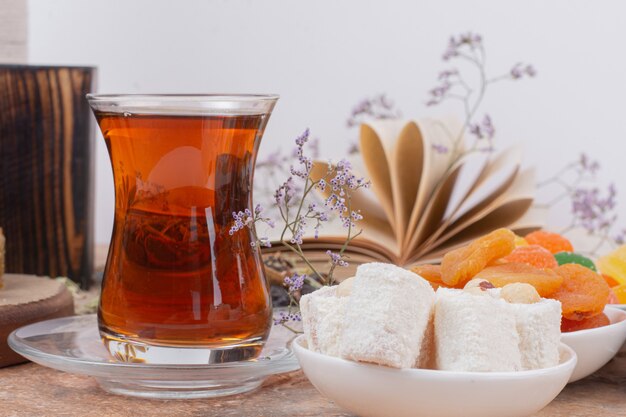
xmin=607 ymin=303 xmax=626 ymax=311
xmin=561 ymin=306 xmax=626 ymax=382
xmin=293 ymin=335 xmax=576 ymax=417
xmin=8 ymin=314 xmax=300 ymax=399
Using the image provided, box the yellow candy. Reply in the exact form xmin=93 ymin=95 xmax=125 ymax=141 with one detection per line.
xmin=598 ymin=245 xmax=626 ymax=285
xmin=514 ymin=236 xmax=528 ymax=247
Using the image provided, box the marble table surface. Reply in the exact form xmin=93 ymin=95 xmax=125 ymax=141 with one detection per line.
xmin=1 ymin=343 xmax=625 ymax=417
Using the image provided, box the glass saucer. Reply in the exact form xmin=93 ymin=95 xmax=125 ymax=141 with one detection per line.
xmin=8 ymin=314 xmax=300 ymax=399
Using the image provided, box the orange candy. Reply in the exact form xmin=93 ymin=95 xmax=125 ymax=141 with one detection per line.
xmin=612 ymin=283 xmax=626 ymax=304
xmin=477 ymin=263 xmax=563 ymax=297
xmin=525 ymin=230 xmax=574 ymax=254
xmin=502 ymin=245 xmax=558 ymax=269
xmin=411 ymin=264 xmax=443 ymax=290
xmin=561 ymin=313 xmax=610 ymax=332
xmin=551 ymin=264 xmax=610 ymax=321
xmin=441 ymin=228 xmax=516 ymax=286
xmin=602 ymin=274 xmax=620 ymax=288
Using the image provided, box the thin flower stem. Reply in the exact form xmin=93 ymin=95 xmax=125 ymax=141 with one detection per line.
xmin=544 ymin=192 xmax=571 ymax=207
xmin=280 ymin=323 xmax=303 ymax=334
xmin=537 ymin=162 xmax=579 ymax=188
xmin=280 ymin=239 xmax=325 ymax=283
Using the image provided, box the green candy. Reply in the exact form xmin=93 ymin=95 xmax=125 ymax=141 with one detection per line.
xmin=554 ymin=252 xmax=597 ymax=272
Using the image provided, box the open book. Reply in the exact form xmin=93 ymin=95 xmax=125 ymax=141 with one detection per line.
xmin=265 ymin=118 xmax=545 ymax=278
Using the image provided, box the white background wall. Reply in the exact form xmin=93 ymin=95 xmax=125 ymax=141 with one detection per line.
xmin=28 ymin=0 xmax=626 ymax=244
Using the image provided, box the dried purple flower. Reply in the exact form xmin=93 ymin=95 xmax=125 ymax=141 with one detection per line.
xmin=438 ymin=69 xmax=459 ymax=80
xmin=230 ymin=205 xmax=273 ymax=247
xmin=571 ymin=185 xmax=618 ymax=234
xmin=290 ymin=129 xmax=314 ymax=178
xmin=323 ymin=160 xmax=369 ymax=228
xmin=579 ymin=153 xmax=600 ymax=175
xmin=229 ymin=209 xmax=253 ymax=235
xmin=510 ymin=63 xmax=536 ymax=79
xmin=427 ymin=32 xmax=535 ymax=158
xmin=469 ymin=114 xmax=495 ymax=141
xmin=284 ymin=273 xmax=305 ymax=293
xmin=426 ymin=81 xmax=452 ymax=107
xmin=442 ymin=32 xmax=483 ymax=61
xmin=274 ymin=177 xmax=296 ymax=205
xmin=326 ymin=250 xmax=349 ymax=267
xmin=346 ymin=94 xmax=401 ymax=128
xmin=273 ymin=311 xmax=302 ymax=325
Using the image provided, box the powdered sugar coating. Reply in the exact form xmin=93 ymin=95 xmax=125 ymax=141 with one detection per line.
xmin=435 ymin=288 xmax=522 ymax=372
xmin=340 ymin=263 xmax=436 ymax=369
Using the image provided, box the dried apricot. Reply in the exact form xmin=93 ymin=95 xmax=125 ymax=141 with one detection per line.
xmin=551 ymin=264 xmax=610 ymax=321
xmin=502 ymin=245 xmax=558 ymax=269
xmin=411 ymin=264 xmax=444 ymax=289
xmin=476 ymin=263 xmax=563 ymax=297
xmin=525 ymin=230 xmax=574 ymax=254
xmin=561 ymin=313 xmax=610 ymax=332
xmin=441 ymin=228 xmax=516 ymax=286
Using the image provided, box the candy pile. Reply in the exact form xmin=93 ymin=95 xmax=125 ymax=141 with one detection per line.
xmin=412 ymin=228 xmax=626 ymax=332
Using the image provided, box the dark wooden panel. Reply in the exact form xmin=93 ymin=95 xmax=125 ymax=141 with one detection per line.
xmin=0 ymin=65 xmax=96 ymax=288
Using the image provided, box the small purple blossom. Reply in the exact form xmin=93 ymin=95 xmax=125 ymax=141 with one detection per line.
xmin=230 ymin=205 xmax=273 ymax=247
xmin=274 ymin=177 xmax=296 ymax=205
xmin=438 ymin=69 xmax=459 ymax=80
xmin=229 ymin=209 xmax=253 ymax=235
xmin=290 ymin=129 xmax=314 ymax=178
xmin=540 ymin=153 xmax=623 ymax=252
xmin=442 ymin=32 xmax=483 ymax=61
xmin=579 ymin=153 xmax=600 ymax=175
xmin=571 ymin=185 xmax=618 ymax=234
xmin=432 ymin=144 xmax=449 ymax=154
xmin=468 ymin=114 xmax=495 ymax=141
xmin=326 ymin=250 xmax=349 ymax=267
xmin=510 ymin=63 xmax=536 ymax=79
xmin=346 ymin=94 xmax=401 ymax=128
xmin=290 ymin=217 xmax=306 ymax=245
xmin=426 ymin=80 xmax=452 ymax=106
xmin=321 ymin=159 xmax=370 ymax=228
xmin=306 ymin=203 xmax=329 ymax=239
xmin=273 ymin=311 xmax=302 ymax=325
xmin=284 ymin=273 xmax=305 ymax=293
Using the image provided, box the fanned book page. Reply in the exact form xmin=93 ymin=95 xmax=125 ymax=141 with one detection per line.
xmin=266 ymin=118 xmax=543 ymax=274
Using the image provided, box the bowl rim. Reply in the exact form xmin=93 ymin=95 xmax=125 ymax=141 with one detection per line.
xmin=293 ymin=335 xmax=577 ymax=379
xmin=561 ymin=305 xmax=626 ymax=338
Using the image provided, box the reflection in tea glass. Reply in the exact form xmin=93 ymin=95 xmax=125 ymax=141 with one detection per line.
xmin=87 ymin=94 xmax=278 ymax=364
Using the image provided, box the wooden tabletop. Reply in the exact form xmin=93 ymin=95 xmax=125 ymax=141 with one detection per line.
xmin=1 ymin=344 xmax=625 ymax=417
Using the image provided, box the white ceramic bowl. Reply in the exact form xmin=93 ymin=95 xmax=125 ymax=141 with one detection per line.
xmin=294 ymin=336 xmax=576 ymax=417
xmin=561 ymin=306 xmax=626 ymax=383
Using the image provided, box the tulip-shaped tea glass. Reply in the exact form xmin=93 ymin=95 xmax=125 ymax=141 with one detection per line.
xmin=88 ymin=94 xmax=278 ymax=364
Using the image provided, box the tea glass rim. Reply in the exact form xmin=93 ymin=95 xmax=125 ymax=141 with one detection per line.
xmin=86 ymin=93 xmax=279 ymax=115
xmin=86 ymin=93 xmax=280 ymax=101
